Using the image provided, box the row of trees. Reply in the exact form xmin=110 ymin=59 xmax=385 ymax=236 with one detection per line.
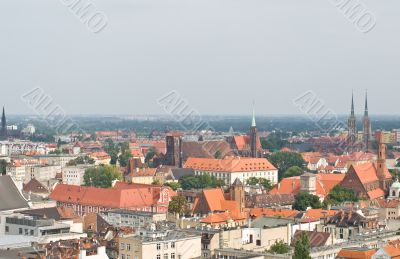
xmin=267 ymin=151 xmax=306 ymax=180
xmin=179 ymin=174 xmax=225 ymax=190
xmin=246 ymin=177 xmax=272 ymax=191
xmin=67 ymin=155 xmax=95 ymax=166
xmin=83 ymin=165 xmax=121 ymax=188
xmin=293 ymin=185 xmax=358 ymax=211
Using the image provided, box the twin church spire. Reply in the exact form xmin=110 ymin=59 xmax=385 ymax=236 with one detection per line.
xmin=347 ymin=90 xmax=371 ymax=152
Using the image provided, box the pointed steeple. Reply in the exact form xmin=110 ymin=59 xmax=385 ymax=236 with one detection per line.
xmin=0 ymin=106 xmax=6 ymax=138
xmin=364 ymin=90 xmax=368 ymax=116
xmin=351 ymin=91 xmax=355 ymax=116
xmin=1 ymin=107 xmax=5 ymax=128
xmin=251 ymin=102 xmax=256 ymax=127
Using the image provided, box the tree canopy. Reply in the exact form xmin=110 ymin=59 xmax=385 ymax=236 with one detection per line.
xmin=246 ymin=177 xmax=272 ymax=191
xmin=67 ymin=155 xmax=95 ymax=166
xmin=323 ymin=185 xmax=359 ymax=206
xmin=293 ymin=232 xmax=311 ymax=259
xmin=0 ymin=159 xmax=8 ymax=175
xmin=267 ymin=151 xmax=305 ymax=179
xmin=83 ymin=165 xmax=121 ymax=188
xmin=179 ymin=174 xmax=225 ymax=190
xmin=267 ymin=240 xmax=290 ymax=254
xmin=283 ymin=166 xmax=304 ymax=178
xmin=164 ymin=182 xmax=181 ymax=191
xmin=293 ymin=191 xmax=322 ymax=211
xmin=168 ymin=196 xmax=188 ymax=216
xmin=104 ymin=139 xmax=119 ymax=165
xmin=261 ymin=132 xmax=288 ymax=151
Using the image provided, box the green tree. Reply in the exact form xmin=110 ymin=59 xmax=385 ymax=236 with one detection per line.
xmin=267 ymin=240 xmax=290 ymax=254
xmin=324 ymin=185 xmax=359 ymax=206
xmin=104 ymin=139 xmax=118 ymax=165
xmin=145 ymin=149 xmax=156 ymax=164
xmin=214 ymin=150 xmax=222 ymax=159
xmin=67 ymin=155 xmax=95 ymax=166
xmin=247 ymin=177 xmax=260 ymax=185
xmin=118 ymin=151 xmax=132 ymax=167
xmin=164 ymin=182 xmax=181 ymax=191
xmin=293 ymin=192 xmax=321 ymax=211
xmin=261 ymin=132 xmax=288 ymax=151
xmin=293 ymin=232 xmax=311 ymax=259
xmin=267 ymin=152 xmax=305 ymax=180
xmin=179 ymin=175 xmax=200 ymax=190
xmin=168 ymin=196 xmax=188 ymax=216
xmin=83 ymin=165 xmax=121 ymax=188
xmin=259 ymin=178 xmax=272 ymax=191
xmin=0 ymin=159 xmax=8 ymax=175
xmin=283 ymin=166 xmax=304 ymax=178
xmin=179 ymin=174 xmax=225 ymax=190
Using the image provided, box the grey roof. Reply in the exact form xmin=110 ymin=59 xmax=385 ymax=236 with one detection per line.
xmin=0 ymin=175 xmax=29 ymax=211
xmin=251 ymin=216 xmax=293 ymax=229
xmin=171 ymin=168 xmax=194 ymax=180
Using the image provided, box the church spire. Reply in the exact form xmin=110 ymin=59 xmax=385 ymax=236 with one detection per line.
xmin=1 ymin=106 xmax=6 ymax=138
xmin=249 ymin=102 xmax=258 ymax=158
xmin=351 ymin=91 xmax=355 ymax=116
xmin=364 ymin=90 xmax=368 ymax=116
xmin=251 ymin=101 xmax=256 ymax=127
xmin=348 ymin=92 xmax=357 ymax=152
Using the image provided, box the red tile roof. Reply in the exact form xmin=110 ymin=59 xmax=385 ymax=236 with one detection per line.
xmin=49 ymin=183 xmax=175 ymax=209
xmin=249 ymin=208 xmax=299 ymax=218
xmin=201 ymin=211 xmax=246 ymax=224
xmin=233 ymin=135 xmax=261 ymax=151
xmin=184 ymin=156 xmax=276 ymax=172
xmin=303 ymin=209 xmax=336 ymax=220
xmin=337 ymin=248 xmax=376 ymax=259
xmin=367 ymin=188 xmax=385 ymax=199
xmin=269 ymin=173 xmax=344 ymax=198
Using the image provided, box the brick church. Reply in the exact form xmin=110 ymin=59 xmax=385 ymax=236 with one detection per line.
xmin=340 ymin=132 xmax=392 ymax=200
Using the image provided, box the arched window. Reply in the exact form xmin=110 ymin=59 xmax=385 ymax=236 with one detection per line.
xmin=393 ymin=190 xmax=396 ymax=197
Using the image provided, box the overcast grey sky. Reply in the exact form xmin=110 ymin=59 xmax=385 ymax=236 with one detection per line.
xmin=1 ymin=0 xmax=399 ymax=116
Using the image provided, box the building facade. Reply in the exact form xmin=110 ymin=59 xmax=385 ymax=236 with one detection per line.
xmin=184 ymin=156 xmax=278 ymax=186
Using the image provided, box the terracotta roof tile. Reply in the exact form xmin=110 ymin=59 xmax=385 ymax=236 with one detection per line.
xmin=184 ymin=156 xmax=276 ymax=172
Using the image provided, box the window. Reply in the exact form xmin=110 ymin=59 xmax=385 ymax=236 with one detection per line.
xmin=164 ymin=253 xmax=168 ymax=259
xmin=19 ymin=228 xmax=22 ymax=234
xmin=127 ymin=256 xmax=130 ymax=259
xmin=157 ymin=255 xmax=161 ymax=259
xmin=30 ymin=230 xmax=34 ymax=236
xmin=171 ymin=253 xmax=175 ymax=259
xmin=121 ymin=255 xmax=125 ymax=259
xmin=126 ymin=244 xmax=131 ymax=251
xmin=121 ymin=243 xmax=125 ymax=250
xmin=5 ymin=226 xmax=9 ymax=233
xmin=157 ymin=243 xmax=161 ymax=250
xmin=164 ymin=243 xmax=168 ymax=249
xmin=171 ymin=242 xmax=175 ymax=248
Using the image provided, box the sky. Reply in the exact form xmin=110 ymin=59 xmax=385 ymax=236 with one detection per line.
xmin=1 ymin=0 xmax=399 ymax=116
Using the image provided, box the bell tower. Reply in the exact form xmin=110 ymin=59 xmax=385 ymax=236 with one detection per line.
xmin=230 ymin=178 xmax=245 ymax=213
xmin=377 ymin=132 xmax=388 ymax=192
